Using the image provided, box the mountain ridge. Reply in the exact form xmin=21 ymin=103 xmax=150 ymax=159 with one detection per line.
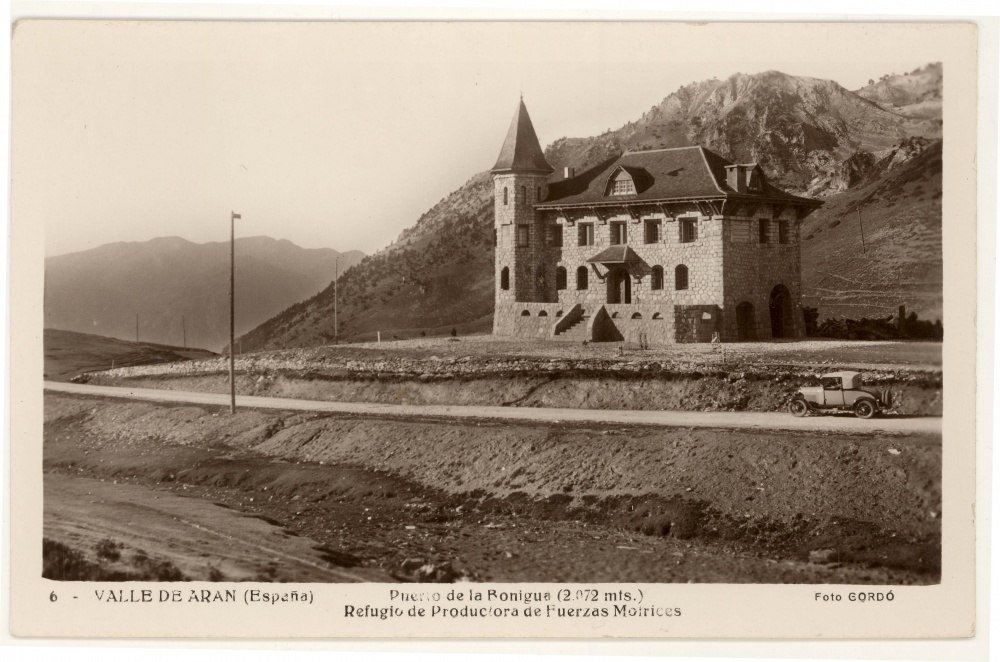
xmin=235 ymin=64 xmax=943 ymax=351
xmin=45 ymin=235 xmax=365 ymax=351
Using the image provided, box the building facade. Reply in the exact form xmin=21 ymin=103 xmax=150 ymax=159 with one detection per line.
xmin=492 ymin=99 xmax=823 ymax=344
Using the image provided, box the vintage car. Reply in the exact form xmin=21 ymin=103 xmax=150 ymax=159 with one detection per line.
xmin=788 ymin=371 xmax=892 ymax=419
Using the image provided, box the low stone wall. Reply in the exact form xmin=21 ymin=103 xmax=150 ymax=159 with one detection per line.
xmin=498 ymin=302 xmax=697 ymax=344
xmin=601 ymin=304 xmax=675 ymax=344
xmin=494 ymin=302 xmax=566 ymax=339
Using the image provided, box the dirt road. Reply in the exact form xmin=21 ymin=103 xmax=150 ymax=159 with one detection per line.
xmin=47 ymin=380 xmax=942 ymax=435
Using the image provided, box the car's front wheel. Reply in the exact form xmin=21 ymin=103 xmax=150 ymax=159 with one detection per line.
xmin=788 ymin=398 xmax=809 ymax=417
xmin=854 ymin=399 xmax=876 ymax=419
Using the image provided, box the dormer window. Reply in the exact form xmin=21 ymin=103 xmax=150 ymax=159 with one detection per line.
xmin=748 ymin=169 xmax=761 ymax=192
xmin=603 ymin=165 xmax=646 ymax=197
xmin=612 ymin=178 xmax=636 ymax=195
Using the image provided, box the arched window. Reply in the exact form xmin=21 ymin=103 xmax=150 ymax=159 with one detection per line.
xmin=500 ymin=266 xmax=510 ymax=290
xmin=651 ymin=265 xmax=664 ymax=290
xmin=577 ymin=266 xmax=589 ymax=290
xmin=556 ymin=267 xmax=567 ymax=290
xmin=675 ymin=265 xmax=689 ymax=291
xmin=503 ymin=187 xmax=508 ymax=205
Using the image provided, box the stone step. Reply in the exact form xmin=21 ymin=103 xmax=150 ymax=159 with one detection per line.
xmin=554 ymin=319 xmax=589 ymax=341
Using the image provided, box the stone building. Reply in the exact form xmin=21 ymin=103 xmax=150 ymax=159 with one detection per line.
xmin=492 ymin=99 xmax=823 ymax=344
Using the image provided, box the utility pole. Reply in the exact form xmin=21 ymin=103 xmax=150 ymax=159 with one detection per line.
xmin=182 ymin=314 xmax=186 ymax=349
xmin=230 ymin=211 xmax=240 ymax=414
xmin=334 ymin=256 xmax=339 ymax=343
xmin=857 ymin=208 xmax=866 ymax=254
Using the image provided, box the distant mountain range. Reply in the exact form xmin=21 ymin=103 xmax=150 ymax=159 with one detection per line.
xmin=45 ymin=236 xmax=364 ymax=351
xmin=233 ymin=63 xmax=943 ymax=351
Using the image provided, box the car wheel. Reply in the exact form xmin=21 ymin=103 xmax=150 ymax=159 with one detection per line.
xmin=788 ymin=398 xmax=809 ymax=417
xmin=854 ymin=399 xmax=876 ymax=419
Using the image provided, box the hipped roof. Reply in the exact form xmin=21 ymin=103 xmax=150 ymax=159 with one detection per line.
xmin=491 ymin=99 xmax=554 ymax=175
xmin=585 ymin=245 xmax=640 ymax=265
xmin=539 ymin=146 xmax=821 ymax=208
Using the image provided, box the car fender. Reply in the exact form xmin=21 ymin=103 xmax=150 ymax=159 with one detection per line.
xmin=853 ymin=394 xmax=878 ymax=409
xmin=797 ymin=386 xmax=823 ymax=405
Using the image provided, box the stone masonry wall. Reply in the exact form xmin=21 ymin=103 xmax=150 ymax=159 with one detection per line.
xmin=494 ymin=184 xmax=809 ymax=344
xmin=548 ymin=205 xmax=725 ymax=311
xmin=721 ymin=205 xmax=805 ymax=341
xmin=494 ymin=173 xmax=555 ymax=337
xmin=494 ymin=302 xmax=562 ymax=339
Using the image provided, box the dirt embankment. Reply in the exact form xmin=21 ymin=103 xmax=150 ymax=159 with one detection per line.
xmin=78 ymin=337 xmax=943 ymax=415
xmin=45 ymin=394 xmax=941 ymax=583
xmin=88 ymin=368 xmax=943 ymax=416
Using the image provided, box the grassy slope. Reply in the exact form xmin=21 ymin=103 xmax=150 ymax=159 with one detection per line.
xmin=238 ymin=173 xmax=497 ymax=350
xmin=44 ymin=328 xmax=217 ymax=381
xmin=801 ymin=141 xmax=942 ymax=322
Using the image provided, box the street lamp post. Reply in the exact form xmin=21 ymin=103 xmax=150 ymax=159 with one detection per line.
xmin=230 ymin=211 xmax=240 ymax=414
xmin=334 ymin=256 xmax=339 ymax=342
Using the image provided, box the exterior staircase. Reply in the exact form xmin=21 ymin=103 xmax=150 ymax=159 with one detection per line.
xmin=554 ymin=314 xmax=590 ymax=341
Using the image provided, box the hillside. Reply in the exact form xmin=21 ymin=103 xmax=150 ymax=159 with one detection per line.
xmin=854 ymin=63 xmax=943 ymax=120
xmin=238 ymin=65 xmax=943 ymax=351
xmin=44 ymin=328 xmax=217 ymax=381
xmin=801 ymin=140 xmax=942 ymax=322
xmin=45 ymin=236 xmax=364 ymax=351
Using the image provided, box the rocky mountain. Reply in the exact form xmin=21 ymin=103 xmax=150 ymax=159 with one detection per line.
xmin=237 ymin=64 xmax=942 ymax=351
xmin=45 ymin=236 xmax=364 ymax=351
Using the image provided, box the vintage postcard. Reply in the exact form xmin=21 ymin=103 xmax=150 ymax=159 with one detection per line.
xmin=5 ymin=18 xmax=982 ymax=642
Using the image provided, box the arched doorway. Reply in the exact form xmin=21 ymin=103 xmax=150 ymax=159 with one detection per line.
xmin=736 ymin=301 xmax=756 ymax=341
xmin=607 ymin=267 xmax=631 ymax=304
xmin=768 ymin=285 xmax=793 ymax=338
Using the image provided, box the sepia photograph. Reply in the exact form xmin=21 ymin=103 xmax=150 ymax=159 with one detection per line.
xmin=6 ymin=16 xmax=982 ymax=641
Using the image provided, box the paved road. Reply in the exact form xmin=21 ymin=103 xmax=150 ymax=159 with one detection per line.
xmin=45 ymin=381 xmax=942 ymax=435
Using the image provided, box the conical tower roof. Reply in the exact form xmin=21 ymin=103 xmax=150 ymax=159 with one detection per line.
xmin=491 ymin=98 xmax=553 ymax=174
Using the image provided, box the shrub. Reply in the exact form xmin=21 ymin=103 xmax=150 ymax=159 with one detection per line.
xmin=95 ymin=538 xmax=121 ymax=562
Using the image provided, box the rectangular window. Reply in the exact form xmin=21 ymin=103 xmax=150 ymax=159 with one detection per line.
xmin=578 ymin=223 xmax=594 ymax=247
xmin=758 ymin=218 xmax=769 ymax=244
xmin=545 ymin=225 xmax=563 ymax=247
xmin=644 ymin=219 xmax=661 ymax=244
xmin=610 ymin=222 xmax=627 ymax=245
xmin=731 ymin=220 xmax=751 ymax=243
xmin=679 ymin=218 xmax=698 ymax=243
xmin=612 ymin=179 xmax=635 ymax=195
xmin=516 ymin=225 xmax=530 ymax=247
xmin=778 ymin=220 xmax=790 ymax=244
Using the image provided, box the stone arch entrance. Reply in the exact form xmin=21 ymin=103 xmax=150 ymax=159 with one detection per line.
xmin=768 ymin=284 xmax=793 ymax=338
xmin=736 ymin=301 xmax=756 ymax=341
xmin=607 ymin=266 xmax=631 ymax=304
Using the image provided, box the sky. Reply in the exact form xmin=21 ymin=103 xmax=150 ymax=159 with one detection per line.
xmin=13 ymin=21 xmax=938 ymax=258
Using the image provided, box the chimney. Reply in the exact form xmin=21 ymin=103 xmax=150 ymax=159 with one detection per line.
xmin=725 ymin=165 xmax=746 ymax=193
xmin=564 ymin=166 xmax=575 ymax=179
